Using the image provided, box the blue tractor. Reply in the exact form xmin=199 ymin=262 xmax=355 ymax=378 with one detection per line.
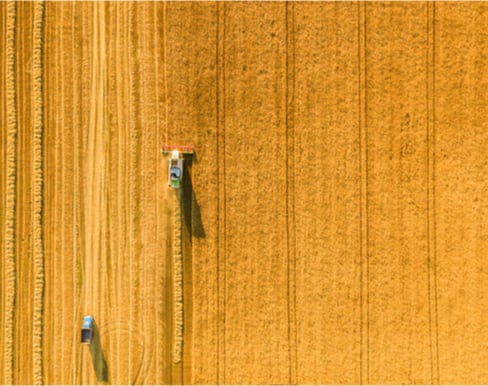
xmin=80 ymin=315 xmax=94 ymax=344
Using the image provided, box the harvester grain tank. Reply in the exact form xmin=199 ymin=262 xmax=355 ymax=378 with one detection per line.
xmin=80 ymin=315 xmax=94 ymax=344
xmin=160 ymin=144 xmax=194 ymax=189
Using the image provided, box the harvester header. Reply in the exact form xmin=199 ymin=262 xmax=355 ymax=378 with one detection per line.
xmin=161 ymin=144 xmax=194 ymax=155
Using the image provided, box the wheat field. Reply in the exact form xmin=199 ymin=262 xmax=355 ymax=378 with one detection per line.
xmin=1 ymin=1 xmax=488 ymax=384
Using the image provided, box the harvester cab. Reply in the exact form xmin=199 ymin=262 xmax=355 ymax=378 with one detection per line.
xmin=161 ymin=145 xmax=194 ymax=189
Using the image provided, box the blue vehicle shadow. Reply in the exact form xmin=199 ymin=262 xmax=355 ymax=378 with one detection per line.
xmin=88 ymin=323 xmax=109 ymax=382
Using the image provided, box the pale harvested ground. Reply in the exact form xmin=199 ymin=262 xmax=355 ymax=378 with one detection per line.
xmin=1 ymin=2 xmax=488 ymax=385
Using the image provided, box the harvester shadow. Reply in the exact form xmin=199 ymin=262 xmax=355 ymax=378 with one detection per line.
xmin=181 ymin=157 xmax=205 ymax=239
xmin=89 ymin=323 xmax=109 ymax=382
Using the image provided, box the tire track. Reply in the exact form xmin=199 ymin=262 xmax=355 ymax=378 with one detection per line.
xmin=161 ymin=3 xmax=175 ymax=383
xmin=216 ymin=3 xmax=226 ymax=383
xmin=127 ymin=3 xmax=144 ymax=382
xmin=357 ymin=2 xmax=369 ymax=384
xmin=139 ymin=4 xmax=158 ymax=382
xmin=152 ymin=3 xmax=167 ymax=382
xmin=113 ymin=4 xmax=134 ymax=383
xmin=99 ymin=4 xmax=112 ymax=371
xmin=97 ymin=320 xmax=145 ymax=384
xmin=114 ymin=3 xmax=130 ymax=381
xmin=97 ymin=3 xmax=106 ymax=336
xmin=42 ymin=4 xmax=57 ymax=382
xmin=84 ymin=2 xmax=106 ymax=382
xmin=162 ymin=2 xmax=169 ymax=145
xmin=285 ymin=3 xmax=298 ymax=384
xmin=32 ymin=1 xmax=46 ymax=384
xmin=104 ymin=3 xmax=119 ymax=382
xmin=128 ymin=3 xmax=136 ymax=382
xmin=70 ymin=2 xmax=82 ymax=382
xmin=4 ymin=2 xmax=17 ymax=384
xmin=74 ymin=3 xmax=90 ymax=383
xmin=426 ymin=3 xmax=440 ymax=383
xmin=113 ymin=3 xmax=122 ymax=381
xmin=59 ymin=3 xmax=68 ymax=381
xmin=130 ymin=4 xmax=156 ymax=382
xmin=139 ymin=4 xmax=149 ymax=379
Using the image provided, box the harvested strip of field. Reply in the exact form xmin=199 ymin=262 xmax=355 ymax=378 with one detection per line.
xmin=172 ymin=192 xmax=183 ymax=363
xmin=42 ymin=3 xmax=87 ymax=383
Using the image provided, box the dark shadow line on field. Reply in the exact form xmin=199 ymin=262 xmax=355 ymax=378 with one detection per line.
xmin=89 ymin=323 xmax=109 ymax=382
xmin=181 ymin=156 xmax=205 ymax=239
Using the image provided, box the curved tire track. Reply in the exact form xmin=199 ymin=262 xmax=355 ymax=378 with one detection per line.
xmin=97 ymin=320 xmax=146 ymax=384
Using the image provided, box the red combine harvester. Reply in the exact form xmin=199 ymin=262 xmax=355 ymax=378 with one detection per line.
xmin=160 ymin=144 xmax=194 ymax=189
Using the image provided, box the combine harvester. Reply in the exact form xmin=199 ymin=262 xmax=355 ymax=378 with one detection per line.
xmin=160 ymin=144 xmax=194 ymax=189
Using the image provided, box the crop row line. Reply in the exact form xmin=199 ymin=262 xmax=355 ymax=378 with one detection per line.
xmin=4 ymin=2 xmax=18 ymax=384
xmin=172 ymin=192 xmax=184 ymax=364
xmin=32 ymin=1 xmax=46 ymax=385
